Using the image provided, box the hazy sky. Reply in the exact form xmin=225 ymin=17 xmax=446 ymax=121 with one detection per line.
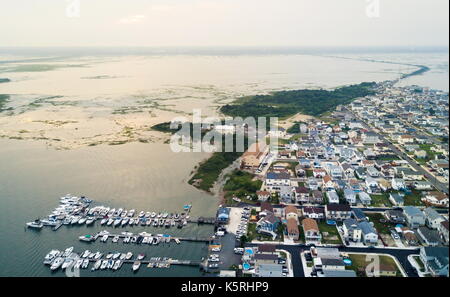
xmin=1 ymin=0 xmax=448 ymax=47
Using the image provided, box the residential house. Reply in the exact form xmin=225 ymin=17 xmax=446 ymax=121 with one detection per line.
xmin=326 ymin=191 xmax=340 ymax=204
xmin=423 ymin=192 xmax=449 ymax=207
xmin=241 ymin=143 xmax=267 ymax=170
xmin=302 ymin=207 xmax=325 ymax=220
xmin=217 ymin=208 xmax=230 ymax=224
xmin=285 ymin=205 xmax=299 ymax=222
xmin=402 ymin=229 xmax=419 ymax=246
xmin=413 ymin=181 xmax=433 ymax=191
xmin=420 ymin=247 xmax=449 ymax=277
xmin=386 ymin=210 xmax=406 ymax=224
xmin=365 ymin=177 xmax=379 ymax=193
xmin=404 ymin=206 xmax=426 ymax=228
xmin=254 ymin=254 xmax=279 ymax=265
xmin=255 ymin=264 xmax=283 ymax=277
xmin=325 ymin=204 xmax=352 ymax=221
xmin=352 ymin=208 xmax=367 ymax=222
xmin=391 ymin=178 xmax=406 ymax=191
xmin=321 ymin=258 xmax=346 ymax=271
xmin=313 ymin=168 xmax=327 ymax=178
xmin=359 ymin=221 xmax=379 ymax=245
xmin=423 ymin=208 xmax=446 ymax=229
xmin=417 ymin=227 xmax=441 ymax=246
xmin=310 ymin=190 xmax=324 ymax=204
xmin=389 ymin=193 xmax=405 ymax=206
xmin=265 ymin=171 xmax=291 ymax=193
xmin=438 ymin=221 xmax=449 ymax=245
xmin=302 ymin=218 xmax=321 ymax=243
xmin=256 ymin=212 xmax=280 ymax=238
xmin=256 ymin=191 xmax=271 ymax=202
xmin=343 ymin=219 xmax=362 ymax=243
xmin=286 ymin=218 xmax=300 ymax=241
xmin=344 ymin=188 xmax=357 ymax=205
xmin=322 ymin=175 xmax=335 ymax=190
xmin=294 ymin=186 xmax=310 ymax=204
xmin=358 ymin=192 xmax=372 ymax=206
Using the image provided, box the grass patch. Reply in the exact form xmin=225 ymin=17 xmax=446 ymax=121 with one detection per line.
xmin=317 ymin=221 xmax=342 ymax=244
xmin=347 ymin=254 xmax=401 ymax=277
xmin=403 ymin=190 xmax=424 ymax=206
xmin=366 ymin=213 xmax=395 ymax=235
xmin=223 ymin=170 xmax=262 ymax=200
xmin=370 ymin=193 xmax=392 ymax=207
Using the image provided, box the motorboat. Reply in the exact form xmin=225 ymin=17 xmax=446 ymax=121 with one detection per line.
xmin=106 ymin=253 xmax=113 ymax=259
xmin=112 ymin=252 xmax=121 ymax=260
xmin=113 ymin=260 xmax=122 ymax=271
xmin=50 ymin=257 xmax=64 ymax=271
xmin=81 ymin=250 xmax=91 ymax=258
xmin=125 ymin=252 xmax=133 ymax=260
xmin=44 ymin=250 xmax=60 ymax=264
xmin=113 ymin=218 xmax=122 ymax=227
xmin=71 ymin=216 xmax=80 ymax=225
xmin=92 ymin=259 xmax=102 ymax=271
xmin=150 ymin=212 xmax=156 ymax=218
xmin=153 ymin=220 xmax=159 ymax=227
xmin=129 ymin=218 xmax=135 ymax=225
xmin=26 ymin=219 xmax=44 ymax=229
xmin=137 ymin=253 xmax=145 ymax=260
xmin=121 ymin=217 xmax=129 ymax=227
xmin=107 ymin=218 xmax=114 ymax=226
xmin=86 ymin=218 xmax=95 ymax=225
xmin=78 ymin=217 xmax=87 ymax=225
xmin=138 ymin=211 xmax=145 ymax=217
xmin=119 ymin=253 xmax=126 ymax=260
xmin=112 ymin=235 xmax=120 ymax=243
xmin=74 ymin=259 xmax=83 ymax=269
xmin=128 ymin=209 xmax=135 ymax=217
xmin=101 ymin=235 xmax=109 ymax=242
xmin=62 ymin=247 xmax=74 ymax=257
xmin=94 ymin=252 xmax=103 ymax=260
xmin=100 ymin=260 xmax=108 ymax=270
xmin=132 ymin=261 xmax=141 ymax=272
xmin=100 ymin=218 xmax=108 ymax=225
xmin=82 ymin=259 xmax=90 ymax=269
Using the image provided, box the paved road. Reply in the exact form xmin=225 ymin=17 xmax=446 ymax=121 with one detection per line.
xmin=246 ymin=243 xmax=420 ymax=277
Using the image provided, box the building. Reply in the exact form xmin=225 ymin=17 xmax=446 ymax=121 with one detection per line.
xmin=438 ymin=221 xmax=449 ymax=245
xmin=256 ymin=191 xmax=271 ymax=202
xmin=420 ymin=247 xmax=449 ymax=277
xmin=286 ymin=218 xmax=300 ymax=241
xmin=323 ymin=270 xmax=357 ymax=277
xmin=423 ymin=208 xmax=446 ymax=229
xmin=284 ymin=205 xmax=299 ymax=222
xmin=417 ymin=227 xmax=441 ymax=246
xmin=391 ymin=178 xmax=406 ymax=191
xmin=403 ymin=206 xmax=426 ymax=228
xmin=321 ymin=258 xmax=346 ymax=271
xmin=389 ymin=193 xmax=405 ymax=206
xmin=265 ymin=171 xmax=291 ymax=192
xmin=325 ymin=204 xmax=352 ymax=221
xmin=386 ymin=210 xmax=406 ymax=224
xmin=241 ymin=143 xmax=267 ymax=170
xmin=344 ymin=188 xmax=357 ymax=205
xmin=216 ymin=208 xmax=230 ymax=224
xmin=359 ymin=221 xmax=379 ymax=245
xmin=256 ymin=212 xmax=280 ymax=239
xmin=302 ymin=207 xmax=325 ymax=220
xmin=255 ymin=264 xmax=283 ymax=277
xmin=358 ymin=192 xmax=372 ymax=205
xmin=326 ymin=191 xmax=340 ymax=204
xmin=254 ymin=253 xmax=278 ymax=265
xmin=343 ymin=219 xmax=362 ymax=243
xmin=302 ymin=218 xmax=321 ymax=243
xmin=423 ymin=192 xmax=449 ymax=207
xmin=294 ymin=186 xmax=310 ymax=204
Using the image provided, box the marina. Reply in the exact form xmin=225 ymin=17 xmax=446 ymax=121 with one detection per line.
xmin=25 ymin=195 xmax=210 ymax=232
xmin=43 ymin=247 xmax=204 ymax=273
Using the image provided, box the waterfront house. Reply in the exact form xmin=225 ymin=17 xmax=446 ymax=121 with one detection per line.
xmin=217 ymin=208 xmax=230 ymax=224
xmin=256 ymin=212 xmax=280 ymax=239
xmin=420 ymin=247 xmax=449 ymax=277
xmin=423 ymin=192 xmax=449 ymax=207
xmin=438 ymin=221 xmax=449 ymax=245
xmin=417 ymin=227 xmax=441 ymax=246
xmin=265 ymin=171 xmax=291 ymax=192
xmin=404 ymin=206 xmax=426 ymax=228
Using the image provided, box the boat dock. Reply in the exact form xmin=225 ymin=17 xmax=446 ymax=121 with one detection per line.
xmin=79 ymin=232 xmax=212 ymax=245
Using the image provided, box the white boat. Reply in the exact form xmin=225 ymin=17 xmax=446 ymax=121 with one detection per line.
xmin=100 ymin=218 xmax=108 ymax=225
xmin=107 ymin=218 xmax=114 ymax=226
xmin=92 ymin=260 xmax=102 ymax=271
xmin=78 ymin=217 xmax=87 ymax=225
xmin=94 ymin=252 xmax=103 ymax=260
xmin=71 ymin=216 xmax=80 ymax=225
xmin=125 ymin=252 xmax=133 ymax=260
xmin=107 ymin=259 xmax=114 ymax=269
xmin=79 ymin=234 xmax=94 ymax=242
xmin=82 ymin=259 xmax=90 ymax=269
xmin=100 ymin=260 xmax=108 ymax=270
xmin=121 ymin=217 xmax=129 ymax=227
xmin=26 ymin=220 xmax=43 ymax=229
xmin=112 ymin=235 xmax=120 ymax=243
xmin=128 ymin=209 xmax=135 ymax=217
xmin=113 ymin=260 xmax=122 ymax=271
xmin=119 ymin=253 xmax=126 ymax=260
xmin=44 ymin=250 xmax=60 ymax=264
xmin=138 ymin=211 xmax=145 ymax=217
xmin=137 ymin=253 xmax=145 ymax=260
xmin=101 ymin=235 xmax=109 ymax=242
xmin=112 ymin=252 xmax=121 ymax=260
xmin=62 ymin=257 xmax=76 ymax=270
xmin=50 ymin=257 xmax=64 ymax=271
xmin=113 ymin=218 xmax=122 ymax=227
xmin=174 ymin=238 xmax=181 ymax=244
xmin=106 ymin=253 xmax=113 ymax=259
xmin=132 ymin=261 xmax=141 ymax=272
xmin=129 ymin=218 xmax=135 ymax=225
xmin=74 ymin=259 xmax=83 ymax=269
xmin=62 ymin=247 xmax=74 ymax=257
xmin=151 ymin=212 xmax=156 ymax=218
xmin=81 ymin=250 xmax=91 ymax=258
xmin=86 ymin=218 xmax=95 ymax=225
xmin=88 ymin=252 xmax=96 ymax=259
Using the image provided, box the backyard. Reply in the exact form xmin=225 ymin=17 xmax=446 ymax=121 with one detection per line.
xmin=318 ymin=221 xmax=342 ymax=245
xmin=346 ymin=254 xmax=402 ymax=277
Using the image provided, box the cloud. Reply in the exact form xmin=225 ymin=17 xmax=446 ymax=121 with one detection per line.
xmin=118 ymin=15 xmax=146 ymax=24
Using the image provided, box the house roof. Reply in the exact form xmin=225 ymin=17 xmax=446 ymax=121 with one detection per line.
xmin=287 ymin=218 xmax=299 ymax=234
xmin=266 ymin=171 xmax=290 ymax=180
xmin=423 ymin=208 xmax=443 ymax=221
xmin=327 ymin=204 xmax=351 ymax=212
xmin=260 ymin=202 xmax=274 ymax=213
xmin=285 ymin=205 xmax=298 ymax=215
xmin=302 ymin=218 xmax=319 ymax=232
xmin=254 ymin=254 xmax=278 ymax=261
xmin=321 ymin=258 xmax=345 ymax=266
xmin=303 ymin=207 xmax=324 ymax=215
xmin=323 ymin=175 xmax=332 ymax=183
xmin=258 ymin=244 xmax=276 ymax=253
xmin=323 ymin=270 xmax=357 ymax=277
xmin=359 ymin=221 xmax=377 ymax=236
xmin=404 ymin=206 xmax=425 ymax=218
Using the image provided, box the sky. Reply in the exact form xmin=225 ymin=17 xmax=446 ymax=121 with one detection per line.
xmin=0 ymin=0 xmax=448 ymax=47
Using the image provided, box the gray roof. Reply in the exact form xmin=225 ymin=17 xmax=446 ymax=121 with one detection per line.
xmin=423 ymin=208 xmax=444 ymax=222
xmin=323 ymin=269 xmax=357 ymax=277
xmin=418 ymin=227 xmax=441 ymax=243
xmin=359 ymin=221 xmax=377 ymax=236
xmin=404 ymin=206 xmax=425 ymax=218
xmin=321 ymin=258 xmax=345 ymax=266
